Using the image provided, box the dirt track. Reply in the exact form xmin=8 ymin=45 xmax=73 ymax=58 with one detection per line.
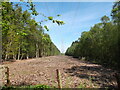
xmin=4 ymin=56 xmax=117 ymax=88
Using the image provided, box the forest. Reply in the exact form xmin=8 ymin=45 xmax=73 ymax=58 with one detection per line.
xmin=1 ymin=2 xmax=64 ymax=60
xmin=65 ymin=1 xmax=120 ymax=70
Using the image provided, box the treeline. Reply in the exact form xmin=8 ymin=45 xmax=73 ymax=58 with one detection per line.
xmin=65 ymin=2 xmax=120 ymax=70
xmin=2 ymin=2 xmax=60 ymax=60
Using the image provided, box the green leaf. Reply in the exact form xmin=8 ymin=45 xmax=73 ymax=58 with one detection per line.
xmin=53 ymin=20 xmax=55 ymax=23
xmin=20 ymin=0 xmax=24 ymax=1
xmin=48 ymin=16 xmax=53 ymax=20
xmin=35 ymin=23 xmax=38 ymax=25
xmin=55 ymin=20 xmax=65 ymax=25
xmin=44 ymin=25 xmax=49 ymax=31
xmin=57 ymin=14 xmax=61 ymax=16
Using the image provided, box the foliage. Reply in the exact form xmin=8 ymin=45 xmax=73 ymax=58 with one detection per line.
xmin=77 ymin=84 xmax=86 ymax=88
xmin=1 ymin=85 xmax=51 ymax=89
xmin=65 ymin=1 xmax=120 ymax=70
xmin=65 ymin=41 xmax=79 ymax=57
xmin=2 ymin=2 xmax=61 ymax=60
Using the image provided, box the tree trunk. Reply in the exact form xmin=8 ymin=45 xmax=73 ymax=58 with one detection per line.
xmin=36 ymin=43 xmax=39 ymax=58
xmin=17 ymin=46 xmax=20 ymax=60
xmin=20 ymin=54 xmax=23 ymax=60
xmin=5 ymin=54 xmax=8 ymax=61
xmin=27 ymin=53 xmax=29 ymax=59
xmin=39 ymin=48 xmax=42 ymax=57
xmin=13 ymin=54 xmax=16 ymax=60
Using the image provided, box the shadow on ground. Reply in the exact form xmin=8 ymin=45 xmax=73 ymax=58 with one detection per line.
xmin=64 ymin=65 xmax=116 ymax=88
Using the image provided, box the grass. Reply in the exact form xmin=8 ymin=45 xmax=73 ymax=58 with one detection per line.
xmin=77 ymin=83 xmax=86 ymax=88
xmin=1 ymin=84 xmax=51 ymax=89
xmin=65 ymin=76 xmax=72 ymax=88
xmin=51 ymin=72 xmax=57 ymax=88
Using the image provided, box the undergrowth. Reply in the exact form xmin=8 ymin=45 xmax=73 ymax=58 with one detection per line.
xmin=1 ymin=84 xmax=51 ymax=89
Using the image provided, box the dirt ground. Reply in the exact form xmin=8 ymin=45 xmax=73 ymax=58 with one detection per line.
xmin=3 ymin=56 xmax=118 ymax=88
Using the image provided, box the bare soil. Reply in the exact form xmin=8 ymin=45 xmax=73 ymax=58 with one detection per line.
xmin=3 ymin=56 xmax=118 ymax=88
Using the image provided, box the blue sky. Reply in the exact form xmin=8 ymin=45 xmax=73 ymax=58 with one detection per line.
xmin=18 ymin=2 xmax=114 ymax=53
xmin=32 ymin=2 xmax=114 ymax=53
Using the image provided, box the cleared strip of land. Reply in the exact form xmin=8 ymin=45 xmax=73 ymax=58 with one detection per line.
xmin=3 ymin=56 xmax=117 ymax=88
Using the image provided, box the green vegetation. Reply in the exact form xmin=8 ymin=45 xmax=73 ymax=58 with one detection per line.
xmin=77 ymin=84 xmax=86 ymax=88
xmin=2 ymin=84 xmax=51 ymax=89
xmin=1 ymin=2 xmax=64 ymax=60
xmin=65 ymin=1 xmax=120 ymax=70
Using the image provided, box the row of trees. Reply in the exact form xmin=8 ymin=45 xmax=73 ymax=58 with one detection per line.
xmin=65 ymin=1 xmax=120 ymax=70
xmin=2 ymin=2 xmax=61 ymax=60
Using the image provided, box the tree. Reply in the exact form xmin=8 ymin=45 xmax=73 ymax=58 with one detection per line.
xmin=2 ymin=2 xmax=61 ymax=60
xmin=65 ymin=2 xmax=120 ymax=70
xmin=101 ymin=15 xmax=110 ymax=24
